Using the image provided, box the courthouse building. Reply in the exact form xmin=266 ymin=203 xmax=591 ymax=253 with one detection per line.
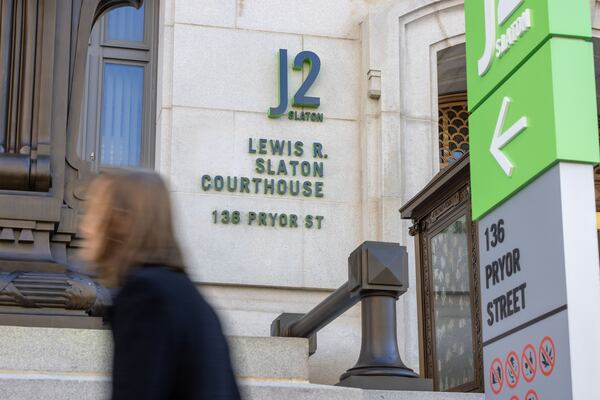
xmin=1 ymin=0 xmax=600 ymax=397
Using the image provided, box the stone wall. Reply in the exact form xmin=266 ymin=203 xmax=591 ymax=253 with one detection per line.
xmin=153 ymin=0 xmax=469 ymax=384
xmin=156 ymin=0 xmax=385 ymax=384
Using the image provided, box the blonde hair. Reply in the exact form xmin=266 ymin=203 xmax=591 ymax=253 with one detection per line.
xmin=82 ymin=169 xmax=185 ymax=287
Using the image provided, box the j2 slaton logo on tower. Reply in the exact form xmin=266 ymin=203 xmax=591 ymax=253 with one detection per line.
xmin=478 ymin=0 xmax=532 ymax=77
xmin=466 ymin=0 xmax=600 ymax=399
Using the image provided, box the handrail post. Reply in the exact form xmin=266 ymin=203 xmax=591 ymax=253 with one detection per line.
xmin=340 ymin=294 xmax=412 ymax=376
xmin=271 ymin=241 xmax=432 ymax=390
xmin=336 ymin=241 xmax=431 ymax=390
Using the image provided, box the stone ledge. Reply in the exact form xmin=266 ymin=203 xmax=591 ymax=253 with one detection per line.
xmin=0 ymin=326 xmax=112 ymax=374
xmin=364 ymin=390 xmax=484 ymax=400
xmin=228 ymin=336 xmax=309 ymax=381
xmin=0 ymin=375 xmax=485 ymax=400
xmin=0 ymin=373 xmax=109 ymax=400
xmin=0 ymin=326 xmax=309 ymax=381
xmin=0 ymin=326 xmax=483 ymax=400
xmin=243 ymin=382 xmax=485 ymax=400
xmin=241 ymin=381 xmax=363 ymax=400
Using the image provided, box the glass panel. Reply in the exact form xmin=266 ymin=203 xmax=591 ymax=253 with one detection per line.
xmin=430 ymin=215 xmax=475 ymax=390
xmin=106 ymin=5 xmax=145 ymax=42
xmin=100 ymin=63 xmax=144 ymax=167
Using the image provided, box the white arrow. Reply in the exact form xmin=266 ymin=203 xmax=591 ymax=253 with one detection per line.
xmin=490 ymin=97 xmax=527 ymax=176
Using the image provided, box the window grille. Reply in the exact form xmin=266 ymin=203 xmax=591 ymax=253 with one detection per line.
xmin=439 ymin=94 xmax=469 ymax=168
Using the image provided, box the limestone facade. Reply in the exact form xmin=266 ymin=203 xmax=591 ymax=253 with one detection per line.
xmin=153 ymin=0 xmax=600 ymax=385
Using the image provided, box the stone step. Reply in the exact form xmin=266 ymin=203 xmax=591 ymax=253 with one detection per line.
xmin=0 ymin=326 xmax=485 ymax=400
xmin=0 ymin=374 xmax=485 ymax=400
xmin=0 ymin=372 xmax=108 ymax=400
xmin=244 ymin=382 xmax=485 ymax=400
xmin=0 ymin=326 xmax=309 ymax=382
xmin=229 ymin=336 xmax=308 ymax=381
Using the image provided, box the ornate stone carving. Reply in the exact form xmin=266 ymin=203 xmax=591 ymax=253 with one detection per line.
xmin=0 ymin=0 xmax=143 ymax=314
xmin=0 ymin=271 xmax=109 ymax=316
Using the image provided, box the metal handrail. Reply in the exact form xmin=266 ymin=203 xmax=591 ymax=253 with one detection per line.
xmin=273 ymin=282 xmax=356 ymax=340
xmin=271 ymin=241 xmax=432 ymax=391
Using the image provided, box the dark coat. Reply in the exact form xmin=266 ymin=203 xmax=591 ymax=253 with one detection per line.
xmin=109 ymin=265 xmax=241 ymax=400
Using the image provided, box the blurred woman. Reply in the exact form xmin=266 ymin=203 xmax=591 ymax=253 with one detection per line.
xmin=80 ymin=169 xmax=240 ymax=400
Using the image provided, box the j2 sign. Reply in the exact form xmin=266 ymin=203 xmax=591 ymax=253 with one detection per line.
xmin=478 ymin=0 xmax=531 ymax=77
xmin=464 ymin=0 xmax=591 ymax=111
xmin=268 ymin=49 xmax=321 ymax=118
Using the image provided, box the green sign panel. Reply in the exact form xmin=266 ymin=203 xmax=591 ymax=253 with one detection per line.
xmin=465 ymin=0 xmax=592 ymax=112
xmin=469 ymin=38 xmax=599 ymax=220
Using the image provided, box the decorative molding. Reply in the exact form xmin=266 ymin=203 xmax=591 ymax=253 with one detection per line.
xmin=0 ymin=1 xmax=54 ymax=191
xmin=425 ymin=185 xmax=470 ymax=227
xmin=0 ymin=0 xmax=144 ymax=315
xmin=469 ymin=217 xmax=485 ymax=390
xmin=419 ymin=228 xmax=435 ymax=381
xmin=408 ymin=221 xmax=421 ymax=236
xmin=0 ymin=271 xmax=109 ymax=316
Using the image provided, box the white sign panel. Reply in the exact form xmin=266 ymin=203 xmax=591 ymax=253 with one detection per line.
xmin=478 ymin=164 xmax=574 ymax=398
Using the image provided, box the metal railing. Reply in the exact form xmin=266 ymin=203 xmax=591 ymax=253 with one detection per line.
xmin=271 ymin=241 xmax=432 ymax=391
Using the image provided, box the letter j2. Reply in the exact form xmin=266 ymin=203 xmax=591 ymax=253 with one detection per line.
xmin=268 ymin=49 xmax=321 ymax=118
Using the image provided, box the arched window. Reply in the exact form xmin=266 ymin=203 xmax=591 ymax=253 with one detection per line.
xmin=437 ymin=43 xmax=469 ymax=169
xmin=78 ymin=1 xmax=158 ymax=169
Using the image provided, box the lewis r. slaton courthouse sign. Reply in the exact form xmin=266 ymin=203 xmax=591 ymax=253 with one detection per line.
xmin=465 ymin=0 xmax=600 ymax=399
xmin=199 ymin=49 xmax=328 ymax=231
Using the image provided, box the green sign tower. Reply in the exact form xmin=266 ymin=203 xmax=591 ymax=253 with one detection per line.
xmin=465 ymin=0 xmax=600 ymax=398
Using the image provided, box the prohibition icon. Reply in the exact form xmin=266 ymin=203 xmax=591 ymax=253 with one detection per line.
xmin=490 ymin=357 xmax=504 ymax=394
xmin=505 ymin=351 xmax=520 ymax=389
xmin=539 ymin=335 xmax=556 ymax=377
xmin=525 ymin=389 xmax=539 ymax=400
xmin=521 ymin=343 xmax=537 ymax=383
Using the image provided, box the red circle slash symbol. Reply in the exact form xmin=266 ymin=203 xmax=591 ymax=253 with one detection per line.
xmin=490 ymin=358 xmax=504 ymax=394
xmin=521 ymin=343 xmax=537 ymax=383
xmin=539 ymin=336 xmax=556 ymax=377
xmin=525 ymin=389 xmax=539 ymax=400
xmin=505 ymin=351 xmax=520 ymax=389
